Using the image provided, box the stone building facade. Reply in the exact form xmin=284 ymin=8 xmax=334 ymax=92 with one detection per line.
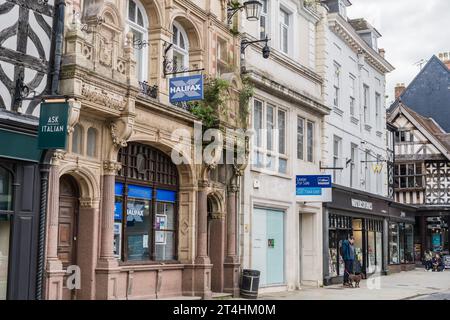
xmin=44 ymin=0 xmax=246 ymax=300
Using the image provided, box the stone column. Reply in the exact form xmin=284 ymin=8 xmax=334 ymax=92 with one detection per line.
xmin=95 ymin=160 xmax=121 ymax=299
xmin=45 ymin=151 xmax=66 ymax=300
xmin=192 ymin=180 xmax=212 ymax=299
xmin=195 ymin=181 xmax=210 ymax=264
xmin=224 ymin=184 xmax=240 ymax=297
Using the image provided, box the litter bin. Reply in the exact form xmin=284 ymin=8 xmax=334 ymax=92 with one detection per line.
xmin=240 ymin=269 xmax=260 ymax=299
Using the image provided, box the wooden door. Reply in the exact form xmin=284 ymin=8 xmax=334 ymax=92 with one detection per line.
xmin=58 ymin=176 xmax=79 ymax=268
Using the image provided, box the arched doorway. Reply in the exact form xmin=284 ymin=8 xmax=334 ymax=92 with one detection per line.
xmin=207 ymin=194 xmax=225 ymax=293
xmin=58 ymin=175 xmax=80 ymax=300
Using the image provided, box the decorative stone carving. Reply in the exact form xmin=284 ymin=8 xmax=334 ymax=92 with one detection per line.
xmin=211 ymin=211 xmax=225 ymax=220
xmin=99 ymin=35 xmax=113 ymax=67
xmin=51 ymin=151 xmax=67 ymax=166
xmin=67 ymin=99 xmax=81 ymax=134
xmin=81 ymin=83 xmax=126 ymax=111
xmin=227 ymin=184 xmax=239 ymax=194
xmin=110 ymin=117 xmax=134 ymax=148
xmin=103 ymin=160 xmax=122 ymax=175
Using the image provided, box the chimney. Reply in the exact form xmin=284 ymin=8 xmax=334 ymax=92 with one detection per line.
xmin=378 ymin=48 xmax=385 ymax=58
xmin=438 ymin=52 xmax=450 ymax=70
xmin=395 ymin=83 xmax=406 ymax=100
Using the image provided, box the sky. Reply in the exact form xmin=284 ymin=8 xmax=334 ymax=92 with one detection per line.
xmin=347 ymin=0 xmax=450 ymax=104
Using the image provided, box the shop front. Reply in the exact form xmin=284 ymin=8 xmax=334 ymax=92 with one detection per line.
xmin=323 ymin=185 xmax=389 ymax=285
xmin=387 ymin=203 xmax=416 ymax=273
xmin=415 ymin=209 xmax=450 ymax=261
xmin=0 ymin=121 xmax=42 ymax=300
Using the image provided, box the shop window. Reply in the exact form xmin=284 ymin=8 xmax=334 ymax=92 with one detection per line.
xmin=389 ymin=223 xmax=399 ymax=264
xmin=72 ymin=125 xmax=83 ymax=155
xmin=115 ymin=143 xmax=178 ymax=262
xmin=86 ymin=128 xmax=97 ymax=158
xmin=0 ymin=167 xmax=12 ymax=211
xmin=389 ymin=222 xmax=414 ymax=264
xmin=126 ymin=0 xmax=148 ymax=82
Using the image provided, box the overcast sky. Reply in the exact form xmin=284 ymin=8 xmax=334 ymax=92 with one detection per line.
xmin=347 ymin=0 xmax=450 ymax=104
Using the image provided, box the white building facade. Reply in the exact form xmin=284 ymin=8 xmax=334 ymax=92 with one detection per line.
xmin=238 ymin=0 xmax=330 ymax=292
xmin=318 ymin=0 xmax=395 ymax=285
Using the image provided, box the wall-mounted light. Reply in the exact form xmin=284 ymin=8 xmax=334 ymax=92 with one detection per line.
xmin=228 ymin=1 xmax=263 ymax=24
xmin=240 ymin=35 xmax=271 ymax=73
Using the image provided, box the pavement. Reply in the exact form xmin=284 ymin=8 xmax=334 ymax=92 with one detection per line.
xmin=256 ymin=268 xmax=450 ymax=300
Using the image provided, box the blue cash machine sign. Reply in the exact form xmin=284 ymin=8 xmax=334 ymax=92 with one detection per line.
xmin=169 ymin=74 xmax=204 ymax=103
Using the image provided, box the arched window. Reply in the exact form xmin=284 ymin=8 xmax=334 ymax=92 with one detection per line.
xmin=172 ymin=21 xmax=189 ymax=72
xmin=86 ymin=128 xmax=97 ymax=157
xmin=114 ymin=143 xmax=179 ymax=262
xmin=126 ymin=0 xmax=148 ymax=81
xmin=0 ymin=166 xmax=12 ymax=211
xmin=72 ymin=125 xmax=82 ymax=155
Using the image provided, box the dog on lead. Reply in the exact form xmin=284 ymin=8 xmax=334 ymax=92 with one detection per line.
xmin=348 ymin=273 xmax=362 ymax=288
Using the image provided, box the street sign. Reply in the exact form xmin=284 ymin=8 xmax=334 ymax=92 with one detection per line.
xmin=296 ymin=175 xmax=332 ymax=202
xmin=169 ymin=74 xmax=204 ymax=103
xmin=38 ymin=102 xmax=69 ymax=150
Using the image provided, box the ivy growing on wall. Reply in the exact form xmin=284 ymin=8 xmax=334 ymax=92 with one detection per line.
xmin=239 ymin=76 xmax=255 ymax=128
xmin=189 ymin=77 xmax=231 ymax=128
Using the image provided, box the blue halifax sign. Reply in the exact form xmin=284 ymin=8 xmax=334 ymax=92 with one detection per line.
xmin=296 ymin=175 xmax=332 ymax=202
xmin=169 ymin=74 xmax=204 ymax=103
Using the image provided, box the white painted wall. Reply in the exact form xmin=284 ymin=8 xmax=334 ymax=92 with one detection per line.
xmin=320 ymin=14 xmax=390 ymax=197
xmin=238 ymin=0 xmax=325 ymax=291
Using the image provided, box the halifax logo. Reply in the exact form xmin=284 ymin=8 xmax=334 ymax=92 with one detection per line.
xmin=169 ymin=74 xmax=204 ymax=103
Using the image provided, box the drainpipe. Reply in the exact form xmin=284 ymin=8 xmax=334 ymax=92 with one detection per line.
xmin=36 ymin=0 xmax=66 ymax=300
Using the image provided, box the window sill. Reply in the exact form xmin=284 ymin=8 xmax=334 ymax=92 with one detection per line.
xmin=118 ymin=260 xmax=182 ymax=268
xmin=333 ymin=107 xmax=344 ymax=117
xmin=250 ymin=166 xmax=292 ymax=180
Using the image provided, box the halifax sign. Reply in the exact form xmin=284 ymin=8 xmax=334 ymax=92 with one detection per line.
xmin=169 ymin=74 xmax=204 ymax=104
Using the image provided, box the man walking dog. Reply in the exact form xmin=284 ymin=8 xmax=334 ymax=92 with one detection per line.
xmin=342 ymin=235 xmax=355 ymax=287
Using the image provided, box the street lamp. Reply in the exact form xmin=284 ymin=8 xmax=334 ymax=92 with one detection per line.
xmin=228 ymin=1 xmax=263 ymax=24
xmin=240 ymin=35 xmax=271 ymax=73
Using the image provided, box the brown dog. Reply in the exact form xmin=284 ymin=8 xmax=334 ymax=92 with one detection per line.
xmin=348 ymin=274 xmax=362 ymax=288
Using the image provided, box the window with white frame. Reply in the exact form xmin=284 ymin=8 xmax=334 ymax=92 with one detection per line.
xmin=375 ymin=92 xmax=381 ymax=128
xmin=297 ymin=116 xmax=304 ymax=160
xmin=350 ymin=143 xmax=358 ymax=188
xmin=333 ymin=62 xmax=341 ymax=107
xmin=333 ymin=135 xmax=342 ymax=184
xmin=307 ymin=120 xmax=315 ymax=163
xmin=126 ymin=0 xmax=148 ymax=82
xmin=260 ymin=0 xmax=269 ymax=40
xmin=279 ymin=8 xmax=290 ymax=54
xmin=172 ymin=21 xmax=189 ymax=73
xmin=252 ymin=99 xmax=288 ymax=174
xmin=363 ymin=84 xmax=370 ymax=123
xmin=349 ymin=74 xmax=356 ymax=116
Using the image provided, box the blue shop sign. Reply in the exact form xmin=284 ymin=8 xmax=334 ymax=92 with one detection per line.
xmin=169 ymin=74 xmax=204 ymax=103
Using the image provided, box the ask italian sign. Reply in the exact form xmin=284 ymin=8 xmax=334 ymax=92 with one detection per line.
xmin=296 ymin=175 xmax=332 ymax=202
xmin=38 ymin=102 xmax=69 ymax=150
xmin=169 ymin=74 xmax=204 ymax=103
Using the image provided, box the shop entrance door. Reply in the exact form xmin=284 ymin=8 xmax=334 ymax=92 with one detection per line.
xmin=252 ymin=208 xmax=284 ymax=287
xmin=58 ymin=175 xmax=79 ymax=300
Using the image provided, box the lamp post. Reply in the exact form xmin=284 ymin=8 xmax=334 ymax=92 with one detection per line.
xmin=227 ymin=1 xmax=263 ymax=25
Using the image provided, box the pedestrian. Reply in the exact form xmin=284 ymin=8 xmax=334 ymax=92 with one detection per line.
xmin=342 ymin=235 xmax=355 ymax=287
xmin=432 ymin=253 xmax=444 ymax=272
xmin=424 ymin=250 xmax=433 ymax=271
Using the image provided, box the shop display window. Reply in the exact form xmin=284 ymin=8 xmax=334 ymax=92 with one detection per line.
xmin=389 ymin=222 xmax=414 ymax=264
xmin=115 ymin=143 xmax=179 ymax=263
xmin=0 ymin=167 xmax=12 ymax=211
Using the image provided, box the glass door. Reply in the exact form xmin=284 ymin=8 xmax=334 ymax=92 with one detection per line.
xmin=0 ymin=216 xmax=10 ymax=300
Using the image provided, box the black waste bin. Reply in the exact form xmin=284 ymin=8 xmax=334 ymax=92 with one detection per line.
xmin=240 ymin=269 xmax=260 ymax=299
